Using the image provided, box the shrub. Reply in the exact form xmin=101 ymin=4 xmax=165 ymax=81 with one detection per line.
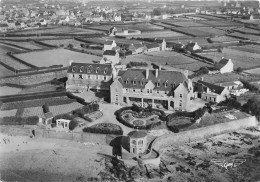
xmin=83 ymin=123 xmax=123 ymax=135
xmin=69 ymin=119 xmax=78 ymax=130
xmin=126 ymin=61 xmax=148 ymax=68
xmin=167 ymin=125 xmax=179 ymax=133
xmin=42 ymin=104 xmax=50 ymax=113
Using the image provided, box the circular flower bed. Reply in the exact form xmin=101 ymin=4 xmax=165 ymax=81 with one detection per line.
xmin=83 ymin=123 xmax=123 ymax=135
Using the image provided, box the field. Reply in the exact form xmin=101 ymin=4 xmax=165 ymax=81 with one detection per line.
xmin=198 ymin=20 xmax=242 ymax=27
xmin=171 ymin=27 xmax=217 ymax=37
xmin=14 ymin=49 xmax=102 ymax=67
xmin=230 ymin=45 xmax=260 ymax=54
xmin=229 ymin=32 xmax=260 ymax=41
xmin=122 ymin=51 xmax=211 ymax=72
xmin=189 ymin=14 xmax=224 ymax=20
xmin=0 ymin=86 xmax=21 ymax=96
xmin=162 ymin=21 xmax=207 ymax=27
xmin=234 ymin=27 xmax=260 ymax=35
xmin=49 ymin=102 xmax=83 ymax=116
xmin=210 ymin=36 xmax=241 ymax=42
xmin=0 ymin=41 xmax=44 ymax=50
xmin=197 ymin=51 xmax=260 ymax=69
xmin=40 ymin=39 xmax=83 ymax=48
xmin=168 ymin=38 xmax=211 ymax=46
xmin=191 ymin=27 xmax=226 ymax=36
xmin=245 ymin=68 xmax=260 ymax=75
xmin=7 ymin=26 xmax=104 ymax=35
xmin=81 ymin=37 xmax=143 ymax=46
xmin=0 ymin=109 xmax=17 ymax=117
xmin=0 ymin=65 xmax=14 ymax=77
xmin=129 ymin=30 xmax=187 ymax=39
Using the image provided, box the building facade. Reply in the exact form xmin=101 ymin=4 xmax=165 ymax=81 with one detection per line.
xmin=66 ymin=62 xmax=114 ymax=92
xmin=110 ymin=68 xmax=194 ymax=110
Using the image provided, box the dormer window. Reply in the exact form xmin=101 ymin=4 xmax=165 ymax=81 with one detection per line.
xmin=157 ymin=82 xmax=160 ymax=87
xmin=96 ymin=67 xmax=99 ymax=73
xmin=140 ymin=78 xmax=144 ymax=85
xmin=133 ymin=80 xmax=136 ymax=85
xmin=79 ymin=66 xmax=84 ymax=73
xmin=104 ymin=68 xmax=107 ymax=74
xmin=72 ymin=66 xmax=77 ymax=73
xmin=165 ymin=80 xmax=168 ymax=88
xmin=125 ymin=79 xmax=129 ymax=84
xmin=87 ymin=65 xmax=92 ymax=73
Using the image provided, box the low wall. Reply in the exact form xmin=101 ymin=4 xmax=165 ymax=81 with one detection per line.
xmin=35 ymin=129 xmax=107 ymax=145
xmin=152 ymin=116 xmax=258 ymax=150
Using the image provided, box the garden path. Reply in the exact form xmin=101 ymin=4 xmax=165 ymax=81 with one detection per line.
xmin=87 ymin=103 xmax=134 ymax=135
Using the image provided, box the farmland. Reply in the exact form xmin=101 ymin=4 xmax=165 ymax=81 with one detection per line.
xmin=129 ymin=30 xmax=187 ymax=39
xmin=229 ymin=32 xmax=260 ymax=41
xmin=0 ymin=86 xmax=21 ymax=96
xmin=230 ymin=45 xmax=260 ymax=54
xmin=197 ymin=50 xmax=260 ymax=69
xmin=80 ymin=37 xmax=143 ymax=46
xmin=0 ymin=65 xmax=14 ymax=77
xmin=121 ymin=51 xmax=211 ymax=71
xmin=40 ymin=39 xmax=83 ymax=48
xmin=198 ymin=20 xmax=242 ymax=27
xmin=188 ymin=14 xmax=224 ymax=20
xmin=245 ymin=68 xmax=260 ymax=75
xmin=14 ymin=48 xmax=102 ymax=67
xmin=191 ymin=27 xmax=226 ymax=36
xmin=0 ymin=41 xmax=44 ymax=50
xmin=210 ymin=36 xmax=241 ymax=42
xmin=234 ymin=27 xmax=260 ymax=35
xmin=162 ymin=21 xmax=207 ymax=27
xmin=171 ymin=27 xmax=220 ymax=37
xmin=0 ymin=109 xmax=17 ymax=118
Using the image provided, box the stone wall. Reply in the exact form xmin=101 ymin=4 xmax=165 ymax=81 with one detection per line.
xmin=152 ymin=116 xmax=258 ymax=150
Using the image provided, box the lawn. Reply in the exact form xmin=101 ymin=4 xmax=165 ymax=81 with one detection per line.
xmin=197 ymin=51 xmax=260 ymax=69
xmin=14 ymin=48 xmax=102 ymax=67
xmin=0 ymin=86 xmax=21 ymax=96
xmin=245 ymin=68 xmax=260 ymax=75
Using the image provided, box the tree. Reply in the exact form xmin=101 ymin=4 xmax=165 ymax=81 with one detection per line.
xmin=235 ymin=67 xmax=243 ymax=73
xmin=42 ymin=104 xmax=50 ymax=113
xmin=67 ymin=44 xmax=74 ymax=49
xmin=152 ymin=8 xmax=162 ymax=16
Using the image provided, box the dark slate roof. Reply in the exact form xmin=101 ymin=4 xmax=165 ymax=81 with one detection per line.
xmin=214 ymin=58 xmax=229 ymax=70
xmin=197 ymin=80 xmax=225 ymax=95
xmin=103 ymin=50 xmax=117 ymax=56
xmin=104 ymin=40 xmax=114 ymax=45
xmin=128 ymin=131 xmax=147 ymax=139
xmin=145 ymin=43 xmax=160 ymax=49
xmin=44 ymin=112 xmax=53 ymax=119
xmin=67 ymin=62 xmax=112 ymax=75
xmin=118 ymin=69 xmax=188 ymax=92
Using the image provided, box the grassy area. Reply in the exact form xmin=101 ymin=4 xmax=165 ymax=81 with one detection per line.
xmin=0 ymin=41 xmax=43 ymax=50
xmin=230 ymin=45 xmax=260 ymax=54
xmin=40 ymin=39 xmax=83 ymax=48
xmin=192 ymin=27 xmax=226 ymax=36
xmin=210 ymin=36 xmax=241 ymax=42
xmin=198 ymin=20 xmax=242 ymax=27
xmin=229 ymin=32 xmax=260 ymax=41
xmin=162 ymin=21 xmax=207 ymax=27
xmin=171 ymin=27 xmax=216 ymax=37
xmin=197 ymin=51 xmax=260 ymax=69
xmin=129 ymin=30 xmax=187 ymax=39
xmin=14 ymin=48 xmax=102 ymax=67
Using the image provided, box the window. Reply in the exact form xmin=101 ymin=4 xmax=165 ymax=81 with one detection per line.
xmin=165 ymin=81 xmax=168 ymax=88
xmin=125 ymin=79 xmax=128 ymax=84
xmin=132 ymin=140 xmax=136 ymax=145
xmin=96 ymin=67 xmax=99 ymax=73
xmin=72 ymin=66 xmax=76 ymax=72
xmin=96 ymin=75 xmax=98 ymax=80
xmin=180 ymin=94 xmax=182 ymax=98
xmin=157 ymin=90 xmax=159 ymax=94
xmin=87 ymin=65 xmax=92 ymax=73
xmin=147 ymin=89 xmax=150 ymax=93
xmin=88 ymin=75 xmax=91 ymax=79
xmin=133 ymin=88 xmax=136 ymax=92
xmin=141 ymin=89 xmax=143 ymax=93
xmin=150 ymin=89 xmax=153 ymax=93
xmin=133 ymin=80 xmax=136 ymax=85
xmin=72 ymin=74 xmax=75 ymax=78
xmin=115 ymin=87 xmax=118 ymax=93
xmin=205 ymin=96 xmax=207 ymax=100
xmin=126 ymin=89 xmax=128 ymax=92
xmin=104 ymin=68 xmax=107 ymax=74
xmin=79 ymin=66 xmax=84 ymax=72
xmin=79 ymin=74 xmax=83 ymax=79
xmin=179 ymin=102 xmax=182 ymax=107
xmin=214 ymin=98 xmax=216 ymax=102
xmin=138 ymin=140 xmax=143 ymax=146
xmin=157 ymin=82 xmax=160 ymax=87
xmin=104 ymin=76 xmax=107 ymax=80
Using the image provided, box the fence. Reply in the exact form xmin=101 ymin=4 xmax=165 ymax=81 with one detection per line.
xmin=152 ymin=116 xmax=258 ymax=150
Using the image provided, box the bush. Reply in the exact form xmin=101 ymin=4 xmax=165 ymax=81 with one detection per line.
xmin=167 ymin=125 xmax=179 ymax=133
xmin=69 ymin=119 xmax=78 ymax=130
xmin=42 ymin=104 xmax=50 ymax=113
xmin=83 ymin=123 xmax=123 ymax=135
xmin=126 ymin=61 xmax=148 ymax=68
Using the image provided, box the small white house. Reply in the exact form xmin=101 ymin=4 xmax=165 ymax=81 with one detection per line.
xmin=104 ymin=40 xmax=117 ymax=51
xmin=56 ymin=119 xmax=70 ymax=130
xmin=214 ymin=58 xmax=234 ymax=74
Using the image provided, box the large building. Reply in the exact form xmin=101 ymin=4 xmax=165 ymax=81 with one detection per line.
xmin=110 ymin=68 xmax=194 ymax=110
xmin=66 ymin=62 xmax=114 ymax=92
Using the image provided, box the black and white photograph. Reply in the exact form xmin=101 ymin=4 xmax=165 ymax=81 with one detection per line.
xmin=0 ymin=0 xmax=260 ymax=181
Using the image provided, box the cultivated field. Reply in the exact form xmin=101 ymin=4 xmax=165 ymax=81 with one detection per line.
xmin=197 ymin=51 xmax=260 ymax=69
xmin=122 ymin=51 xmax=211 ymax=71
xmin=0 ymin=65 xmax=14 ymax=77
xmin=21 ymin=107 xmax=43 ymax=117
xmin=81 ymin=37 xmax=143 ymax=46
xmin=129 ymin=30 xmax=187 ymax=39
xmin=234 ymin=27 xmax=260 ymax=35
xmin=14 ymin=49 xmax=102 ymax=67
xmin=162 ymin=21 xmax=207 ymax=27
xmin=229 ymin=32 xmax=260 ymax=41
xmin=171 ymin=27 xmax=216 ymax=37
xmin=0 ymin=41 xmax=43 ymax=50
xmin=230 ymin=45 xmax=260 ymax=54
xmin=0 ymin=109 xmax=17 ymax=117
xmin=189 ymin=14 xmax=224 ymax=20
xmin=40 ymin=39 xmax=83 ymax=48
xmin=192 ymin=27 xmax=226 ymax=36
xmin=198 ymin=20 xmax=242 ymax=27
xmin=210 ymin=36 xmax=241 ymax=42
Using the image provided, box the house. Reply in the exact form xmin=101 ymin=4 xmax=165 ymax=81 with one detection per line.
xmin=114 ymin=14 xmax=121 ymax=21
xmin=185 ymin=42 xmax=201 ymax=53
xmin=66 ymin=62 xmax=114 ymax=92
xmin=144 ymin=43 xmax=161 ymax=53
xmin=194 ymin=80 xmax=230 ymax=103
xmin=104 ymin=40 xmax=117 ymax=51
xmin=110 ymin=68 xmax=194 ymax=110
xmin=0 ymin=23 xmax=8 ymax=32
xmin=217 ymin=81 xmax=243 ymax=91
xmin=56 ymin=119 xmax=70 ymax=130
xmin=249 ymin=14 xmax=260 ymax=20
xmin=43 ymin=112 xmax=53 ymax=125
xmin=102 ymin=50 xmax=120 ymax=65
xmin=92 ymin=15 xmax=104 ymax=22
xmin=214 ymin=58 xmax=234 ymax=74
xmin=128 ymin=43 xmax=144 ymax=54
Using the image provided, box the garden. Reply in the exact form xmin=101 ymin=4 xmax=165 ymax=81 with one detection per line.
xmin=115 ymin=104 xmax=166 ymax=130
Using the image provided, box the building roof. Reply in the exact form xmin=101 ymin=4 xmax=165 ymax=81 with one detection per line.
xmin=117 ymin=68 xmax=188 ymax=92
xmin=104 ymin=40 xmax=114 ymax=45
xmin=103 ymin=50 xmax=117 ymax=56
xmin=67 ymin=62 xmax=112 ymax=75
xmin=197 ymin=80 xmax=225 ymax=95
xmin=214 ymin=58 xmax=230 ymax=70
xmin=145 ymin=43 xmax=160 ymax=49
xmin=44 ymin=112 xmax=53 ymax=119
xmin=128 ymin=130 xmax=147 ymax=139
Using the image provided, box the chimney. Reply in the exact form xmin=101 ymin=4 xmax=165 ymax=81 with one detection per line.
xmin=146 ymin=68 xmax=149 ymax=79
xmin=155 ymin=69 xmax=158 ymax=78
xmin=201 ymin=77 xmax=203 ymax=81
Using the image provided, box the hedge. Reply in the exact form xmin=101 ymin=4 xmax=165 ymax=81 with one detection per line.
xmin=83 ymin=123 xmax=123 ymax=135
xmin=7 ymin=52 xmax=37 ymax=68
xmin=0 ymin=116 xmax=39 ymax=125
